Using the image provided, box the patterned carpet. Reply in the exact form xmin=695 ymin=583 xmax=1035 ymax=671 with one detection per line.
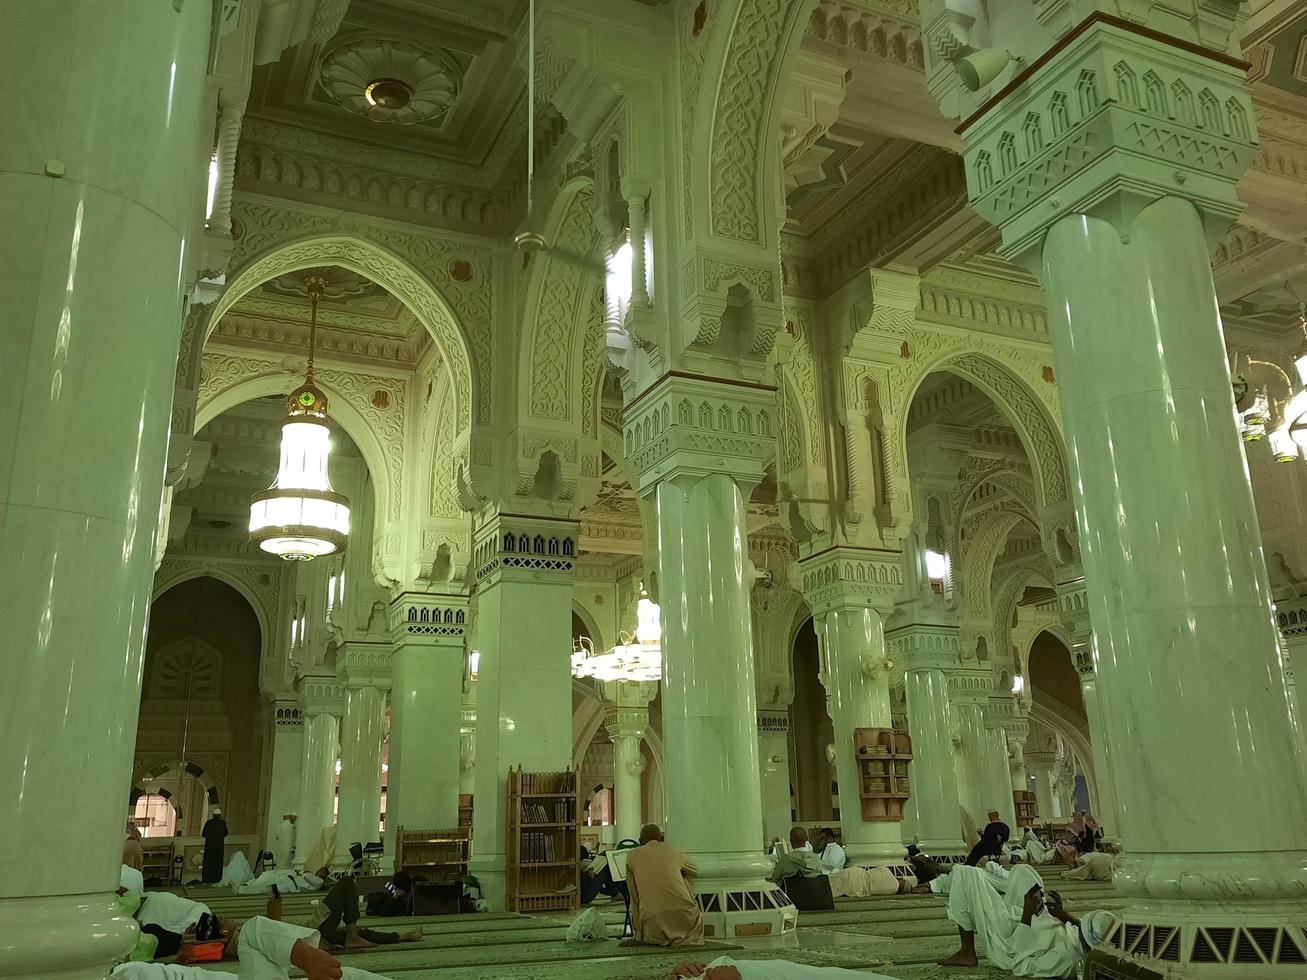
xmin=166 ymin=877 xmax=1119 ymax=979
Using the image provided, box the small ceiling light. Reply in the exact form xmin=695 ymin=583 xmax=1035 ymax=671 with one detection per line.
xmin=249 ymin=274 xmax=351 ymax=560
xmin=364 ymin=77 xmax=414 ymax=110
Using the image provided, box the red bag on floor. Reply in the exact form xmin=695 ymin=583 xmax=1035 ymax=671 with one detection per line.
xmin=177 ymin=941 xmax=225 ymax=963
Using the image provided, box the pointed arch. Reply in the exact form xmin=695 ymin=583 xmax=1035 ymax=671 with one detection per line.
xmin=152 ymin=566 xmax=275 ymax=682
xmin=199 ymin=235 xmax=474 ymax=432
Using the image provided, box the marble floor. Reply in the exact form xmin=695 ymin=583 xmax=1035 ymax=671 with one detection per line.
xmin=170 ymin=877 xmax=1122 ymax=979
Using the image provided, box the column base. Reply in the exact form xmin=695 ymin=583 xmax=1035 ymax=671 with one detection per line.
xmin=0 ymin=893 xmax=139 ymax=979
xmin=468 ymin=855 xmax=506 ymax=911
xmin=696 ymin=883 xmax=798 ymax=940
xmin=1095 ymin=851 xmax=1307 ymax=975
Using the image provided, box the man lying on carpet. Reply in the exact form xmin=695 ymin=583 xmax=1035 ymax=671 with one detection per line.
xmin=111 ymin=913 xmax=395 ymax=980
xmin=938 ymin=863 xmax=1118 ymax=977
xmin=668 ymin=958 xmax=901 ymax=979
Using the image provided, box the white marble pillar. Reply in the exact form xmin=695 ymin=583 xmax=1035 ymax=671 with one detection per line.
xmin=384 ymin=593 xmax=469 ymax=868
xmin=949 ymin=18 xmax=1307 ymax=949
xmin=1041 ymin=196 xmax=1307 ymax=875
xmin=948 ymin=673 xmax=1009 ymax=832
xmin=459 ymin=704 xmax=477 ymax=797
xmin=625 ymin=375 xmax=778 ymax=917
xmin=981 ymin=708 xmax=1017 ymax=830
xmin=265 ymin=702 xmax=305 ymax=859
xmin=809 ymin=582 xmax=903 ymax=867
xmin=602 ymin=679 xmax=657 ymax=844
xmin=468 ymin=514 xmax=577 ymax=908
xmin=335 ymin=644 xmax=389 ymax=860
xmin=1027 ymin=758 xmax=1056 ymax=823
xmin=891 ymin=625 xmax=964 ymax=853
xmin=296 ymin=681 xmax=342 ymax=868
xmin=0 ymin=3 xmax=212 ymax=975
xmin=757 ymin=709 xmax=794 ymax=846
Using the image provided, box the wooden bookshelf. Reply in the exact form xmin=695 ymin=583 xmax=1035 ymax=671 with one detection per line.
xmin=394 ymin=825 xmax=470 ymax=880
xmin=506 ymin=767 xmax=580 ymax=913
xmin=458 ymin=794 xmax=474 ymax=831
xmin=854 ymin=728 xmax=913 ymax=822
xmin=140 ymin=840 xmax=174 ymax=884
xmin=1013 ymin=791 xmax=1038 ymax=828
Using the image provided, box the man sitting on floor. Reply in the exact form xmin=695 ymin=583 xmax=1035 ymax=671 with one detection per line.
xmin=767 ymin=827 xmax=824 ymax=884
xmin=938 ymin=863 xmax=1119 ymax=977
xmin=300 ymin=876 xmax=423 ymax=949
xmin=111 ymin=911 xmax=395 ymax=980
xmin=815 ymin=828 xmax=846 ymax=876
xmin=622 ymin=823 xmax=704 ymax=947
xmin=966 ymin=809 xmax=1011 ymax=866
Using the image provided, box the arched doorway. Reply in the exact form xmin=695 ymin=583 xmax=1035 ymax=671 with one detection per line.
xmin=134 ymin=577 xmax=265 ymax=838
xmin=789 ymin=617 xmax=834 ymax=823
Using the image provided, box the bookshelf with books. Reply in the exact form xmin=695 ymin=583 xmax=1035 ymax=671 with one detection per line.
xmin=506 ymin=767 xmax=580 ymax=912
xmin=853 ymin=728 xmax=913 ymax=822
xmin=458 ymin=794 xmax=474 ymax=831
xmin=1013 ymin=790 xmax=1038 ymax=828
xmin=394 ymin=825 xmax=470 ymax=880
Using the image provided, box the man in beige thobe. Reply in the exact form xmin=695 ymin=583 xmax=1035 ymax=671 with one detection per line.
xmin=622 ymin=824 xmax=704 ymax=947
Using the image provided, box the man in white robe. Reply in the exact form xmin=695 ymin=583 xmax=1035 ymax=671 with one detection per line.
xmin=815 ymin=828 xmax=846 ymax=876
xmin=272 ymin=813 xmax=298 ymax=869
xmin=938 ymin=863 xmax=1118 ymax=977
xmin=111 ymin=914 xmax=394 ymax=980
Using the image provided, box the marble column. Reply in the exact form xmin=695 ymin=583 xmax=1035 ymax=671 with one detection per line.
xmin=296 ymin=680 xmax=343 ymax=868
xmin=1027 ymin=757 xmax=1057 ymax=823
xmin=807 ymin=564 xmax=904 ymax=867
xmin=948 ymin=672 xmax=1007 ymax=831
xmin=0 ymin=2 xmax=213 ymax=975
xmin=265 ymin=702 xmax=305 ymax=858
xmin=981 ymin=705 xmax=1017 ymax=830
xmin=889 ymin=624 xmax=964 ymax=854
xmin=602 ymin=680 xmax=657 ymax=843
xmin=468 ymin=514 xmax=577 ymax=909
xmin=335 ymin=644 xmax=389 ymax=861
xmin=1002 ymin=718 xmax=1030 ymax=820
xmin=384 ymin=593 xmax=469 ymax=869
xmin=624 ymin=375 xmax=778 ymax=921
xmin=459 ymin=704 xmax=477 ymax=797
xmin=757 ymin=708 xmax=794 ymax=846
xmin=948 ymin=16 xmax=1307 ymax=958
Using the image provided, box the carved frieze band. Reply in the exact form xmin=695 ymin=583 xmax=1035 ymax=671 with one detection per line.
xmin=798 ymin=547 xmax=904 ymax=615
xmin=472 ymin=516 xmax=579 ymax=586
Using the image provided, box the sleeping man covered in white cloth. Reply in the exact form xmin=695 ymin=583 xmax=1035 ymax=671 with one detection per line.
xmin=111 ymin=914 xmax=394 ymax=980
xmin=669 ymin=958 xmax=901 ymax=979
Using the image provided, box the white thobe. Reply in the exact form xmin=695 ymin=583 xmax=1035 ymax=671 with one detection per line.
xmin=946 ymin=864 xmax=1084 ymax=978
xmin=930 ymin=860 xmax=1009 ymax=896
xmin=272 ymin=819 xmax=297 ymax=869
xmin=694 ymin=957 xmax=899 ymax=979
xmin=112 ymin=917 xmax=392 ymax=980
xmin=137 ymin=892 xmax=209 ymax=934
xmin=236 ymin=868 xmax=324 ymax=895
xmin=120 ymin=864 xmax=145 ymax=895
xmin=818 ymin=842 xmax=847 ymax=875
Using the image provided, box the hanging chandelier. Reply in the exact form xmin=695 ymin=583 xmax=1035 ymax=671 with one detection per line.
xmin=571 ymin=586 xmax=663 ymax=682
xmin=249 ymin=273 xmax=351 ymax=560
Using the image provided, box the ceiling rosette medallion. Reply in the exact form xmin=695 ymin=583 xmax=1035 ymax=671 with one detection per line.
xmin=319 ymin=37 xmax=463 ymax=125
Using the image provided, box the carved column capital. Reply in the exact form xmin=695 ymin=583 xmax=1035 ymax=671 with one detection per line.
xmin=797 ymin=546 xmax=904 ymax=617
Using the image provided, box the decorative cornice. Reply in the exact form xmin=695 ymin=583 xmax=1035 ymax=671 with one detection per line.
xmin=886 ymin=623 xmax=961 ymax=672
xmin=798 ymin=546 xmax=904 ymax=615
xmin=758 ymin=710 xmax=791 ymax=734
xmin=472 ymin=514 xmax=579 ymax=587
xmin=388 ymin=591 xmax=469 ymax=646
xmin=622 ymin=374 xmax=778 ymax=493
xmin=299 ymin=678 xmax=346 ymax=717
xmin=957 ymin=19 xmax=1258 ymax=259
xmin=337 ymin=642 xmax=392 ymax=690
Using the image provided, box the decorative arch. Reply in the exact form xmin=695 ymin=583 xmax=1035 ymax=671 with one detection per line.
xmin=959 ymin=509 xmax=1027 ymax=627
xmin=571 ymin=598 xmax=607 ymax=660
xmin=195 ymin=372 xmax=394 ymax=537
xmin=152 ymin=564 xmax=275 ymax=684
xmin=131 ymin=759 xmax=222 ymax=808
xmin=196 ymin=234 xmax=474 ymax=431
xmin=696 ymin=0 xmax=814 ymax=245
xmin=1028 ymin=700 xmax=1098 ymax=810
xmin=518 ymin=179 xmax=605 ymax=433
xmin=893 ymin=347 xmax=1070 ymax=530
